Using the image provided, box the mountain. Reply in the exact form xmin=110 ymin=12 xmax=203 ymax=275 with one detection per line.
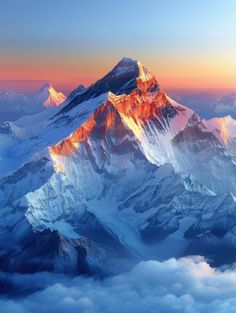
xmin=1 ymin=57 xmax=236 ymax=276
xmin=0 ymin=83 xmax=66 ymax=122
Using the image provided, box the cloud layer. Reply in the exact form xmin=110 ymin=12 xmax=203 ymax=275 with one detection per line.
xmin=1 ymin=257 xmax=236 ymax=313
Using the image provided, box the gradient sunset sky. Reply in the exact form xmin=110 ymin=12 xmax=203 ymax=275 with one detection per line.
xmin=0 ymin=0 xmax=235 ymax=93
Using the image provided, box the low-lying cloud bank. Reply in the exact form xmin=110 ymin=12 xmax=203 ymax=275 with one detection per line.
xmin=1 ymin=257 xmax=236 ymax=313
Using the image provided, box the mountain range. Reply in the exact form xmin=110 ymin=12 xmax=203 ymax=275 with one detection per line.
xmin=1 ymin=57 xmax=236 ymax=277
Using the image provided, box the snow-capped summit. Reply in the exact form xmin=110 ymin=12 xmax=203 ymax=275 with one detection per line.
xmin=43 ymin=83 xmax=66 ymax=107
xmin=112 ymin=56 xmax=138 ymax=73
xmin=112 ymin=56 xmax=155 ymax=82
xmin=36 ymin=82 xmax=66 ymax=108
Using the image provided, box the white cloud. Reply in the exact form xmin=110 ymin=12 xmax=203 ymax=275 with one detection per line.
xmin=1 ymin=257 xmax=236 ymax=313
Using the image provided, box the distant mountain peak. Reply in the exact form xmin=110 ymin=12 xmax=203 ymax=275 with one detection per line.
xmin=40 ymin=83 xmax=66 ymax=107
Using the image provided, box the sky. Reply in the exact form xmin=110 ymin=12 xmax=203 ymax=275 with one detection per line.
xmin=0 ymin=0 xmax=235 ymax=93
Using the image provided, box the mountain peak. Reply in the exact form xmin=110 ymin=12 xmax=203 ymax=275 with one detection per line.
xmin=58 ymin=57 xmax=160 ymax=115
xmin=37 ymin=83 xmax=66 ymax=108
xmin=114 ymin=56 xmax=138 ymax=69
xmin=107 ymin=56 xmax=139 ymax=83
xmin=112 ymin=57 xmax=156 ymax=86
xmin=45 ymin=85 xmax=66 ymax=107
